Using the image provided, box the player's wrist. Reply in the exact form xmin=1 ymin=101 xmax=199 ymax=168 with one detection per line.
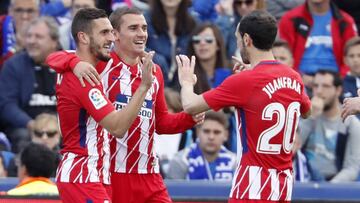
xmin=180 ymin=80 xmax=195 ymax=87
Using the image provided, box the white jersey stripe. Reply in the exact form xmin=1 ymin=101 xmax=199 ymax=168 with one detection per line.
xmin=137 ymin=118 xmax=150 ymax=173
xmin=247 ymin=166 xmax=262 ymax=200
xmin=86 ymin=118 xmax=100 ymax=183
xmin=285 ymin=169 xmax=293 ymax=201
xmin=269 ymin=169 xmax=280 ymax=201
xmin=115 ymin=134 xmax=128 ymax=172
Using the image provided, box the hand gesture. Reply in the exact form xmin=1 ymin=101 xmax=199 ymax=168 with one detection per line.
xmin=140 ymin=51 xmax=155 ymax=90
xmin=73 ymin=61 xmax=101 ymax=87
xmin=232 ymin=56 xmax=250 ymax=73
xmin=176 ymin=55 xmax=197 ymax=87
xmin=341 ymin=89 xmax=360 ymax=121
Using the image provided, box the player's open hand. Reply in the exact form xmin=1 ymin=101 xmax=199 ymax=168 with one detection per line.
xmin=140 ymin=51 xmax=155 ymax=90
xmin=74 ymin=61 xmax=101 ymax=87
xmin=341 ymin=89 xmax=360 ymax=121
xmin=232 ymin=56 xmax=250 ymax=73
xmin=176 ymin=55 xmax=197 ymax=87
xmin=192 ymin=112 xmax=205 ymax=125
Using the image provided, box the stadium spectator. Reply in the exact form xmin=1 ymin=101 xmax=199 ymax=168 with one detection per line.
xmin=0 ymin=0 xmax=40 ymax=69
xmin=59 ymin=0 xmax=96 ymax=50
xmin=176 ymin=10 xmax=311 ymax=202
xmin=278 ymin=0 xmax=357 ymax=77
xmin=30 ymin=113 xmax=60 ymax=153
xmin=216 ymin=0 xmax=265 ymax=60
xmin=0 ymin=17 xmax=59 ymax=153
xmin=188 ymin=23 xmax=231 ymax=94
xmin=191 ymin=0 xmax=219 ymax=22
xmin=266 ymin=0 xmax=304 ymax=21
xmin=6 ymin=143 xmax=58 ymax=196
xmin=342 ymin=37 xmax=360 ymax=106
xmin=167 ymin=111 xmax=236 ymax=180
xmin=47 ymin=6 xmax=204 ymax=203
xmin=145 ymin=0 xmax=197 ymax=88
xmin=300 ymin=70 xmax=360 ymax=182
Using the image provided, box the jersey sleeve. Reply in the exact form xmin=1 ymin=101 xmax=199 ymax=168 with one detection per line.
xmin=70 ymin=74 xmax=115 ymax=122
xmin=203 ymin=72 xmax=252 ymax=111
xmin=46 ymin=51 xmax=80 ymax=73
xmin=154 ymin=65 xmax=196 ymax=134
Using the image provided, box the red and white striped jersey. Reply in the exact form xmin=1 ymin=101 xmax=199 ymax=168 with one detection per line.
xmin=203 ymin=61 xmax=311 ymax=201
xmin=54 ymin=70 xmax=115 ymax=184
xmin=102 ymin=53 xmax=195 ymax=174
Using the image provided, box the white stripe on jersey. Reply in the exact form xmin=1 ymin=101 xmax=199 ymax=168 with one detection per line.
xmin=244 ymin=166 xmax=262 ymax=200
xmin=101 ymin=129 xmax=111 ymax=184
xmin=86 ymin=117 xmax=100 ymax=183
xmin=230 ymin=110 xmax=243 ymax=199
xmin=59 ymin=153 xmax=80 ymax=182
xmin=137 ymin=117 xmax=151 ymax=174
xmin=114 ymin=133 xmax=128 ymax=172
xmin=269 ymin=169 xmax=280 ymax=201
xmin=285 ymin=169 xmax=293 ymax=201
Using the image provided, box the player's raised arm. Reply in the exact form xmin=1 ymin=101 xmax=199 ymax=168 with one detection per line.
xmin=176 ymin=55 xmax=210 ymax=115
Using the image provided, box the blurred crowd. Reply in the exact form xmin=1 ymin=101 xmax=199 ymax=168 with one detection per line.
xmin=1 ymin=0 xmax=360 ymax=196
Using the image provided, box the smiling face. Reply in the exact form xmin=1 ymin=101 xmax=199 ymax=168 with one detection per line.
xmin=88 ymin=18 xmax=114 ymax=61
xmin=192 ymin=27 xmax=218 ymax=61
xmin=115 ymin=13 xmax=148 ymax=58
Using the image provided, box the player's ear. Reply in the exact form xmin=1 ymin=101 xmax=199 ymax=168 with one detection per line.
xmin=77 ymin=31 xmax=90 ymax=45
xmin=243 ymin=33 xmax=251 ymax=47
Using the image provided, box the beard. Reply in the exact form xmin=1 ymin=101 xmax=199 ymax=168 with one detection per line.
xmin=240 ymin=40 xmax=250 ymax=64
xmin=89 ymin=36 xmax=111 ymax=62
xmin=324 ymin=97 xmax=337 ymax=112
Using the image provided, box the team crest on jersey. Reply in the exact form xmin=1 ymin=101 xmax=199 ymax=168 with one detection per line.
xmin=88 ymin=88 xmax=107 ymax=110
xmin=114 ymin=94 xmax=153 ymax=119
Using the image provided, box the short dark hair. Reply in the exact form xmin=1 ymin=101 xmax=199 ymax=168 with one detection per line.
xmin=71 ymin=8 xmax=108 ymax=44
xmin=315 ymin=69 xmax=342 ymax=87
xmin=109 ymin=6 xmax=143 ymax=31
xmin=344 ymin=36 xmax=360 ymax=56
xmin=238 ymin=10 xmax=277 ymax=51
xmin=20 ymin=143 xmax=57 ymax=178
xmin=204 ymin=111 xmax=229 ymax=129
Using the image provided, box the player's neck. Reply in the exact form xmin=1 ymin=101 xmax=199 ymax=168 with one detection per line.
xmin=115 ymin=47 xmax=138 ymax=66
xmin=76 ymin=49 xmax=97 ymax=66
xmin=249 ymin=50 xmax=275 ymax=69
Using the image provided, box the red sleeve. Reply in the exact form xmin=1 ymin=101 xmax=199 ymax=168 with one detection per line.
xmin=69 ymin=73 xmax=114 ymax=122
xmin=154 ymin=65 xmax=196 ymax=134
xmin=203 ymin=72 xmax=252 ymax=111
xmin=46 ymin=51 xmax=80 ymax=73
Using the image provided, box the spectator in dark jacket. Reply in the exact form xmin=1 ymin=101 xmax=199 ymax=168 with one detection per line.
xmin=0 ymin=17 xmax=59 ymax=153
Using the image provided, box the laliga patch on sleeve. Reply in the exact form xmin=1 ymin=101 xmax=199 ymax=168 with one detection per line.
xmin=88 ymin=88 xmax=108 ymax=110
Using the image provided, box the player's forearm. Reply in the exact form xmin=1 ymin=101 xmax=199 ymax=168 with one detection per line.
xmin=181 ymin=83 xmax=203 ymax=115
xmin=111 ymin=84 xmax=149 ymax=137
